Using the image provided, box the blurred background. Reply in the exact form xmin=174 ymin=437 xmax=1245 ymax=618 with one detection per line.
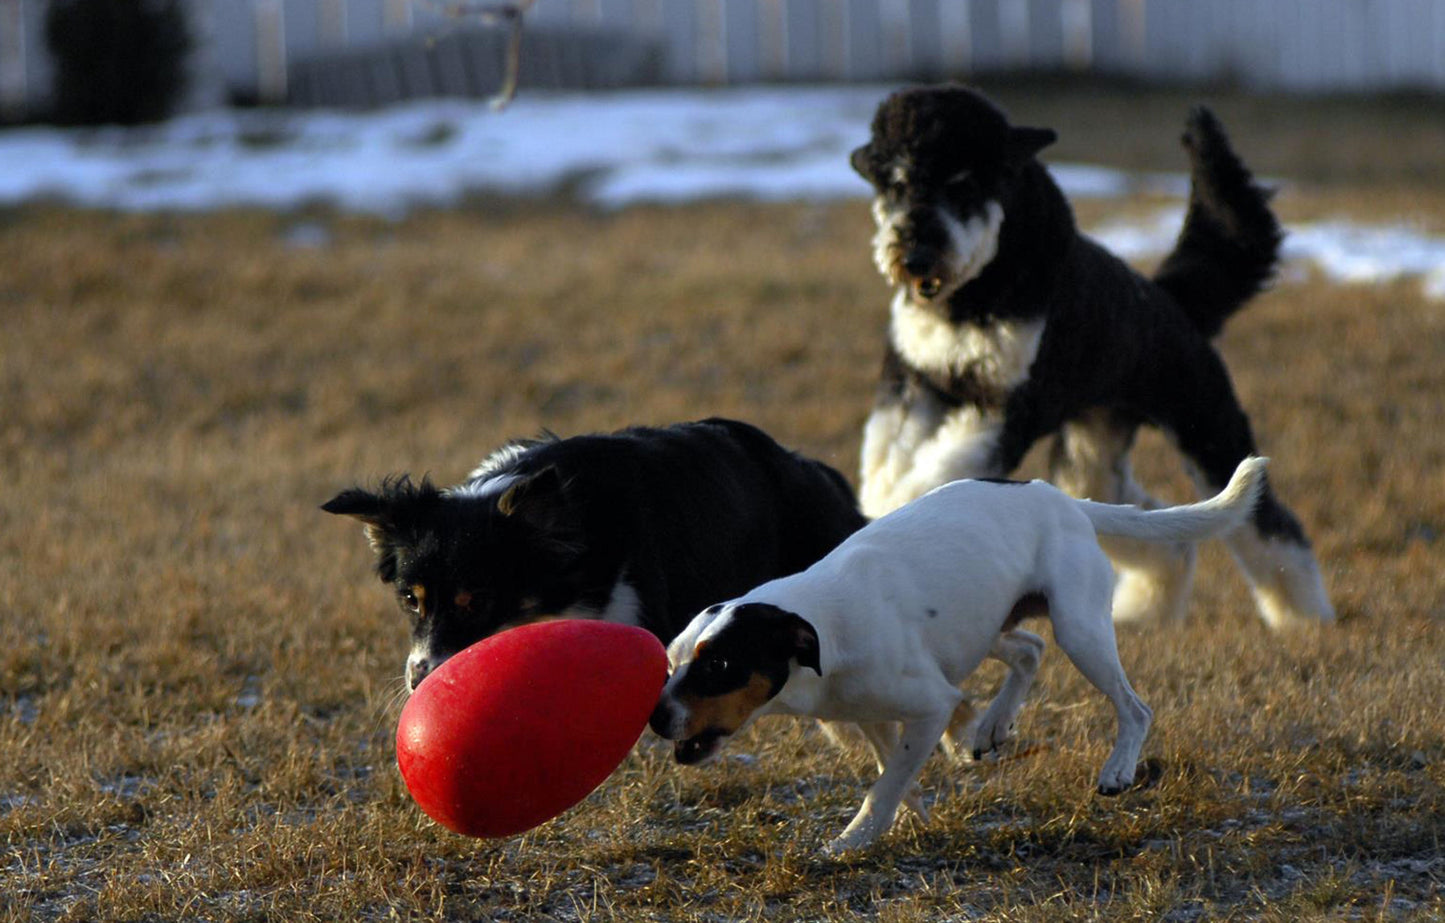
xmin=5 ymin=0 xmax=1445 ymax=118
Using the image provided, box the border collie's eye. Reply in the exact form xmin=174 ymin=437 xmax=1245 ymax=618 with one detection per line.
xmin=700 ymin=657 xmax=729 ymax=679
xmin=401 ymin=589 xmax=420 ymax=611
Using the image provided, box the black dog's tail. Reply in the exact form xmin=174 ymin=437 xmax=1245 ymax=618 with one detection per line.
xmin=1152 ymin=106 xmax=1283 ymax=339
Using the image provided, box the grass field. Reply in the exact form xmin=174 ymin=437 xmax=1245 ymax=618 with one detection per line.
xmin=2 ymin=85 xmax=1444 ymax=921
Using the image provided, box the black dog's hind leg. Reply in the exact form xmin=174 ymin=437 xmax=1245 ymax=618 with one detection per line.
xmin=1049 ymin=409 xmax=1199 ymax=624
xmin=1160 ymin=355 xmax=1334 ymax=628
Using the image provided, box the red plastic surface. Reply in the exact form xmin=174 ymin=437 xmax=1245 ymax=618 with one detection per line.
xmin=396 ymin=620 xmax=667 ymax=838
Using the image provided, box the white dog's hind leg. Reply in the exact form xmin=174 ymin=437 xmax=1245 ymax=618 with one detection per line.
xmin=825 ymin=708 xmax=955 ymax=855
xmin=938 ymin=698 xmax=980 ymax=763
xmin=971 ymin=629 xmax=1046 ymax=758
xmin=1045 ymin=553 xmax=1153 ymax=794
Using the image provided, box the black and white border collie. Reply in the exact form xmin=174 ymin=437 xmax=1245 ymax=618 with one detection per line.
xmin=323 ymin=418 xmax=867 ymax=690
xmin=850 ymin=84 xmax=1332 ymax=629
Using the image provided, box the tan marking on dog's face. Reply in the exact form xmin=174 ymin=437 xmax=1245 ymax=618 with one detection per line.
xmin=402 ymin=583 xmax=427 ymax=615
xmin=676 ymin=671 xmax=775 ymax=739
xmin=454 ymin=590 xmax=472 ymax=610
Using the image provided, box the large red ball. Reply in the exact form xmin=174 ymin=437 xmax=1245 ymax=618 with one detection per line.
xmin=395 ymin=619 xmax=667 ymax=838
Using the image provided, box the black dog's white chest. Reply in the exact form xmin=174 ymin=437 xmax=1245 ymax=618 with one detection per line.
xmin=889 ymin=290 xmax=1045 ymax=402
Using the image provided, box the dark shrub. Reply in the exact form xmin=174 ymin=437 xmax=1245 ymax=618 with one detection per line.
xmin=45 ymin=0 xmax=192 ymax=125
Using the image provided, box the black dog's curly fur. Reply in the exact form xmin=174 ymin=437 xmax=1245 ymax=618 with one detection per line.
xmin=853 ymin=85 xmax=1331 ymax=626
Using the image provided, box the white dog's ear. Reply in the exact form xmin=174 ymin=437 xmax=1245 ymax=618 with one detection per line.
xmin=1007 ymin=126 xmax=1057 ymax=161
xmin=783 ymin=613 xmax=822 ymax=676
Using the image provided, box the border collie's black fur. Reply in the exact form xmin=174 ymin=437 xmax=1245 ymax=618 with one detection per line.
xmin=323 ymin=418 xmax=867 ymax=689
xmin=852 ymin=85 xmax=1332 ymax=628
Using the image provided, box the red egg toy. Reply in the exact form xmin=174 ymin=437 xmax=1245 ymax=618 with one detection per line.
xmin=395 ymin=619 xmax=667 ymax=838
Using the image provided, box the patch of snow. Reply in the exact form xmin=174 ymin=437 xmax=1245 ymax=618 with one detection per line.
xmin=0 ymin=86 xmax=1442 ymax=298
xmin=1093 ymin=206 xmax=1445 ymax=301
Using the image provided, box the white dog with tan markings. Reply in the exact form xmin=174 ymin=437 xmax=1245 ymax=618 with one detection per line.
xmin=650 ymin=458 xmax=1267 ymax=854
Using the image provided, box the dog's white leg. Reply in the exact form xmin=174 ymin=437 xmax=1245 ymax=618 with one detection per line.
xmin=861 ymin=404 xmax=1005 ymax=518
xmin=971 ymin=629 xmax=1046 ymax=758
xmin=825 ymin=709 xmax=955 ymax=855
xmin=1178 ymin=467 xmax=1335 ymax=628
xmin=1220 ymin=525 xmax=1334 ymax=628
xmin=938 ymin=698 xmax=980 ymax=763
xmin=1045 ymin=554 xmax=1153 ymax=794
xmin=856 ymin=723 xmax=930 ymax=822
xmin=1050 ymin=415 xmax=1196 ymax=624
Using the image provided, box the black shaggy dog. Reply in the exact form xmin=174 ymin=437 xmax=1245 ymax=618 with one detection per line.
xmin=851 ymin=85 xmax=1331 ymax=629
xmin=323 ymin=418 xmax=867 ymax=690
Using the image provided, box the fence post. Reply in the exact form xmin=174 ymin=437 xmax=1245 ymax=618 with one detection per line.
xmin=0 ymin=0 xmax=26 ymax=120
xmin=1063 ymin=0 xmax=1092 ymax=70
xmin=697 ymin=0 xmax=726 ymax=84
xmin=759 ymin=0 xmax=788 ymax=80
xmin=940 ymin=0 xmax=972 ymax=76
xmin=320 ymin=0 xmax=347 ymax=46
xmin=1121 ymin=0 xmax=1147 ymax=73
xmin=385 ymin=0 xmax=412 ymax=32
xmin=255 ymin=0 xmax=287 ymax=103
xmin=1000 ymin=0 xmax=1029 ymax=68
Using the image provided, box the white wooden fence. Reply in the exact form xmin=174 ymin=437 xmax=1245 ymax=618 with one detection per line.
xmin=4 ymin=0 xmax=1445 ymax=115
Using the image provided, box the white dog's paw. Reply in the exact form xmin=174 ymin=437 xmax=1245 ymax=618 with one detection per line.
xmin=970 ymin=716 xmax=1016 ymax=760
xmin=1096 ymin=760 xmax=1140 ymax=796
xmin=822 ymin=829 xmax=877 ymax=856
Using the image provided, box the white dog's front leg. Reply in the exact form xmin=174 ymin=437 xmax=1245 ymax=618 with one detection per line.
xmin=856 ymin=722 xmax=930 ymax=822
xmin=824 ymin=711 xmax=953 ymax=855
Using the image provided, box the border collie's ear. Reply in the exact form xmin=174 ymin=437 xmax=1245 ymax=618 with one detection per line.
xmin=1006 ymin=126 xmax=1057 ymax=161
xmin=496 ymin=467 xmax=581 ymax=553
xmin=849 ymin=144 xmax=873 ymax=181
xmin=496 ymin=466 xmax=566 ymax=517
xmin=321 ymin=487 xmax=398 ymax=574
xmin=321 ymin=488 xmax=388 ymax=527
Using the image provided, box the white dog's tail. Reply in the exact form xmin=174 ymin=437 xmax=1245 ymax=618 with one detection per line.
xmin=1078 ymin=457 xmax=1267 ymax=543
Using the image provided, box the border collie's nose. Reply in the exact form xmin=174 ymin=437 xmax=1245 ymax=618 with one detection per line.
xmin=406 ymin=657 xmax=434 ymax=691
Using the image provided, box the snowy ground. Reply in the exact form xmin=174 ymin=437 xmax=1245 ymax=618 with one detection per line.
xmin=2 ymin=85 xmax=1442 ymax=298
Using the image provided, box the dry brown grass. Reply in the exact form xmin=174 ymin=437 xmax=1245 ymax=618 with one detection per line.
xmin=3 ymin=89 xmax=1444 ymax=921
